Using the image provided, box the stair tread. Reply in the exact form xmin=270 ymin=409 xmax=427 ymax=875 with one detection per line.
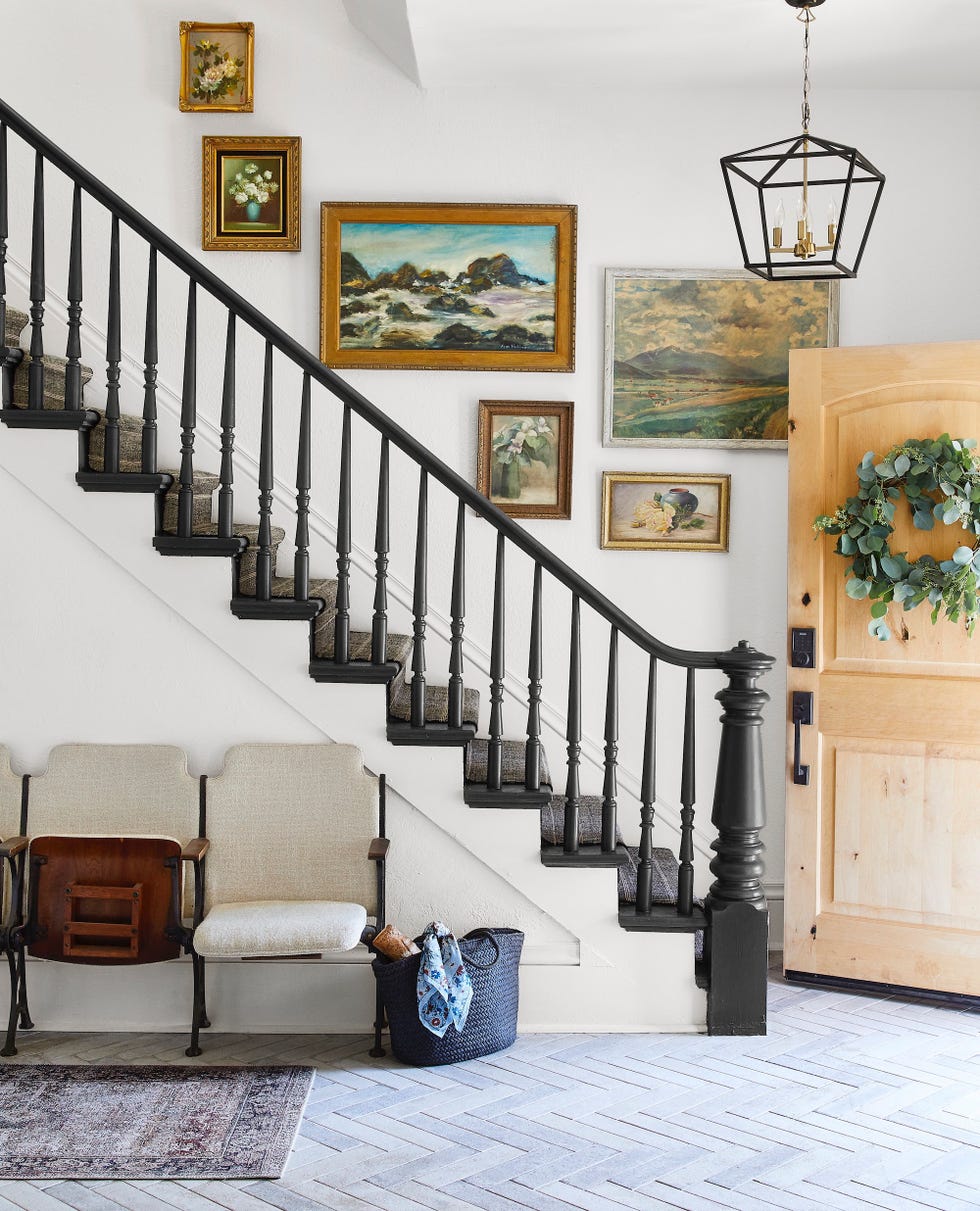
xmin=540 ymin=794 xmax=624 ymax=848
xmin=239 ymin=575 xmax=336 ymax=602
xmin=159 ymin=521 xmax=287 ymax=542
xmin=314 ymin=630 xmax=412 ymax=664
xmin=389 ymin=681 xmax=479 ymax=724
xmin=465 ymin=736 xmax=551 ymax=786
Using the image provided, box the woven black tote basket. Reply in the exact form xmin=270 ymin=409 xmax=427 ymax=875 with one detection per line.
xmin=372 ymin=927 xmax=524 ymax=1066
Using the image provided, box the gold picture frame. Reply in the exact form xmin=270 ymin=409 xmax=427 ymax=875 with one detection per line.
xmin=477 ymin=401 xmax=573 ymax=520
xmin=319 ymin=202 xmax=576 ymax=371
xmin=601 ymin=472 xmax=730 ymax=552
xmin=202 ymin=137 xmax=301 ymax=252
xmin=179 ymin=21 xmax=254 ymax=113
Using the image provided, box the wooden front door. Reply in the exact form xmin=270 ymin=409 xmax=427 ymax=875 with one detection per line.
xmin=786 ymin=339 xmax=980 ymax=998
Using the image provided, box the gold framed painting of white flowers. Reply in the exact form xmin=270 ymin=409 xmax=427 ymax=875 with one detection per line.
xmin=202 ymin=137 xmax=302 ymax=252
xmin=601 ymin=472 xmax=730 ymax=552
xmin=477 ymin=401 xmax=573 ymax=520
xmin=179 ymin=22 xmax=254 ymax=113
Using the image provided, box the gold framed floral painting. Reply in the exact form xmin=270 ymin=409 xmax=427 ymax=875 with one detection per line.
xmin=477 ymin=401 xmax=573 ymax=519
xmin=601 ymin=472 xmax=730 ymax=552
xmin=179 ymin=22 xmax=254 ymax=113
xmin=202 ymin=137 xmax=301 ymax=252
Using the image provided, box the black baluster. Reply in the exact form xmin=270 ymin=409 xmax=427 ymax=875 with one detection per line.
xmin=176 ymin=280 xmax=197 ymax=537
xmin=27 ymin=152 xmax=45 ymax=410
xmin=677 ymin=668 xmax=697 ymax=915
xmin=601 ymin=626 xmax=619 ymax=853
xmin=371 ymin=436 xmax=389 ymax=665
xmin=334 ymin=402 xmax=352 ymax=662
xmin=141 ymin=247 xmax=157 ymax=472
xmin=487 ymin=534 xmax=506 ymax=789
xmin=448 ymin=501 xmax=465 ymax=730
xmin=217 ymin=312 xmax=235 ymax=537
xmin=410 ymin=469 xmax=428 ymax=728
xmin=255 ymin=341 xmax=274 ymax=600
xmin=636 ymin=655 xmax=658 ymax=913
xmin=525 ymin=562 xmax=543 ymax=791
xmin=294 ymin=371 xmax=311 ymax=601
xmin=563 ymin=594 xmax=582 ymax=854
xmin=0 ymin=124 xmax=7 ymax=408
xmin=64 ymin=185 xmax=82 ymax=412
xmin=103 ymin=214 xmax=121 ymax=473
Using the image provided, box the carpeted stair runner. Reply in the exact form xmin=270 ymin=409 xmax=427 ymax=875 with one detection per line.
xmin=3 ymin=305 xmax=703 ymax=957
xmin=388 ymin=676 xmax=480 ymax=725
xmin=464 ymin=737 xmax=551 ymax=786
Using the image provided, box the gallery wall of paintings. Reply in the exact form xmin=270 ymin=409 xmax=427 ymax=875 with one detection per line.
xmin=182 ymin=19 xmax=838 ymax=562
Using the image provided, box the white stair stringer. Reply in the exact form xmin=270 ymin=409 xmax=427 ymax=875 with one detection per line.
xmin=0 ymin=426 xmax=707 ymax=1033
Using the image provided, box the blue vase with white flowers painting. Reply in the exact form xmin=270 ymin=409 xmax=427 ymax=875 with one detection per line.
xmin=661 ymin=487 xmax=698 ymax=525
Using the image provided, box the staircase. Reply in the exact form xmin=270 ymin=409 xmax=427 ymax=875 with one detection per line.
xmin=0 ymin=98 xmax=774 ymax=1034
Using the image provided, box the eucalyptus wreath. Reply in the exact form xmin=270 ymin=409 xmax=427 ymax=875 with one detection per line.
xmin=813 ymin=434 xmax=980 ymax=641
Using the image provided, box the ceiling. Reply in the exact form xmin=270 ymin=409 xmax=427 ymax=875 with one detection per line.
xmin=343 ymin=0 xmax=980 ymax=90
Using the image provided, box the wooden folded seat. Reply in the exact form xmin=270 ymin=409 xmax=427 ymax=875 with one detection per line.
xmin=191 ymin=900 xmax=368 ymax=958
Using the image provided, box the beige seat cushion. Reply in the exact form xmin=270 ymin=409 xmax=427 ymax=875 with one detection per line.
xmin=192 ymin=900 xmax=368 ymax=958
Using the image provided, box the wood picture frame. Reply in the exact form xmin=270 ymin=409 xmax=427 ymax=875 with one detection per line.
xmin=477 ymin=401 xmax=573 ymax=520
xmin=603 ymin=268 xmax=839 ymax=449
xmin=601 ymin=472 xmax=730 ymax=552
xmin=319 ymin=202 xmax=576 ymax=371
xmin=179 ymin=22 xmax=254 ymax=113
xmin=202 ymin=137 xmax=301 ymax=252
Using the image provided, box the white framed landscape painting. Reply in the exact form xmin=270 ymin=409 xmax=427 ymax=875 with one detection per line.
xmin=603 ymin=268 xmax=838 ymax=449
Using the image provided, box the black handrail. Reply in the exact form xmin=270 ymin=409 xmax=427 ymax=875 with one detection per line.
xmin=0 ymin=95 xmax=732 ymax=672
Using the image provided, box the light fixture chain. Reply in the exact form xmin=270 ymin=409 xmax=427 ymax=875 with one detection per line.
xmin=800 ymin=6 xmax=812 ymax=132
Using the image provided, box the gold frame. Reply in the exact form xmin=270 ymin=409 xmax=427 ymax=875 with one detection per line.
xmin=179 ymin=21 xmax=254 ymax=113
xmin=601 ymin=472 xmax=731 ymax=552
xmin=477 ymin=401 xmax=574 ymax=520
xmin=319 ymin=202 xmax=576 ymax=371
xmin=202 ymin=137 xmax=301 ymax=252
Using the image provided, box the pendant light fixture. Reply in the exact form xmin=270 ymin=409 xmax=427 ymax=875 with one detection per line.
xmin=720 ymin=0 xmax=885 ymax=281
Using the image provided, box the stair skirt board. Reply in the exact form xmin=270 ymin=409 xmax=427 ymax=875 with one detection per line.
xmin=2 ymin=300 xmax=708 ymax=1018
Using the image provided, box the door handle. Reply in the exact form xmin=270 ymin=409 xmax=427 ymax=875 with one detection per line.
xmin=792 ymin=691 xmax=813 ymax=786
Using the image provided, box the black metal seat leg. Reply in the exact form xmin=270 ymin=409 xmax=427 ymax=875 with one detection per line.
xmin=186 ymin=951 xmax=205 ymax=1057
xmin=2 ymin=949 xmax=19 ymax=1057
xmin=16 ymin=949 xmax=32 ymax=1029
xmin=370 ymin=981 xmax=386 ymax=1058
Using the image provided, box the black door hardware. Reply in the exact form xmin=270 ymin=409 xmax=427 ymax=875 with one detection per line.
xmin=792 ymin=691 xmax=814 ymax=786
xmin=790 ymin=627 xmax=815 ymax=668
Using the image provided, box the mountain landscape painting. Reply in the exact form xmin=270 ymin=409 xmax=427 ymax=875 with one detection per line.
xmin=604 ymin=271 xmax=837 ymax=448
xmin=320 ymin=204 xmax=576 ymax=371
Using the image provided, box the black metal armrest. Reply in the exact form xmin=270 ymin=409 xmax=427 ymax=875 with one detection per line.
xmin=0 ymin=837 xmax=28 ymax=860
xmin=181 ymin=837 xmax=210 ymax=863
xmin=368 ymin=837 xmax=389 ymax=862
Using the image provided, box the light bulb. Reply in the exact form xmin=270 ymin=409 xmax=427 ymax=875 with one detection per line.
xmin=827 ymin=198 xmax=837 ymax=244
xmin=774 ymin=200 xmax=785 ymax=228
xmin=796 ymin=194 xmax=810 ymax=225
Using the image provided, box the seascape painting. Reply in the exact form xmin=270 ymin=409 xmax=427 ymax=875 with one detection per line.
xmin=604 ymin=270 xmax=837 ymax=448
xmin=339 ymin=223 xmax=556 ymax=351
xmin=320 ymin=204 xmax=576 ymax=370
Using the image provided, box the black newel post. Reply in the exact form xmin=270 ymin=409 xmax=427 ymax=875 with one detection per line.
xmin=705 ymin=639 xmax=774 ymax=1036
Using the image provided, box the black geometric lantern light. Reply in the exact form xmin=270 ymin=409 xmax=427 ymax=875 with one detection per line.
xmin=721 ymin=0 xmax=885 ymax=281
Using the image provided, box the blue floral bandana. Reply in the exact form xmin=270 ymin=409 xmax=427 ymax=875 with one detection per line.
xmin=416 ymin=921 xmax=473 ymax=1038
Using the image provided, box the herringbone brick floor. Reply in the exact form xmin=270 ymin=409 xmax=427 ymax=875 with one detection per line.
xmin=0 ymin=962 xmax=977 ymax=1210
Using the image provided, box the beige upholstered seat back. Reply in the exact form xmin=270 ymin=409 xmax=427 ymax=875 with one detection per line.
xmin=27 ymin=744 xmax=200 ymax=842
xmin=204 ymin=744 xmax=379 ymax=916
xmin=0 ymin=746 xmax=22 ymax=840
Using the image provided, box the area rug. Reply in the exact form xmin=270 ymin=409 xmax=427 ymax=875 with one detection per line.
xmin=0 ymin=1064 xmax=314 ymax=1179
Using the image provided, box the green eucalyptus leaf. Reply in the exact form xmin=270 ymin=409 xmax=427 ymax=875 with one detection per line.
xmin=894 ymin=454 xmax=911 ymax=476
xmin=953 ymin=545 xmax=975 ymax=565
xmin=870 ymin=600 xmax=888 ymax=619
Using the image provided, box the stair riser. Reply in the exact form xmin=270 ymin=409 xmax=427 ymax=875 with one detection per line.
xmin=11 ymin=356 xmax=94 ymax=410
xmin=87 ymin=419 xmax=149 ymax=474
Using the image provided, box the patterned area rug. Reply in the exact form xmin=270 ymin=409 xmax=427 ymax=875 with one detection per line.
xmin=0 ymin=1064 xmax=314 ymax=1179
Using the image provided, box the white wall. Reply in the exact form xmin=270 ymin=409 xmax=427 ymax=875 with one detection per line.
xmin=2 ymin=0 xmax=979 ymax=923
